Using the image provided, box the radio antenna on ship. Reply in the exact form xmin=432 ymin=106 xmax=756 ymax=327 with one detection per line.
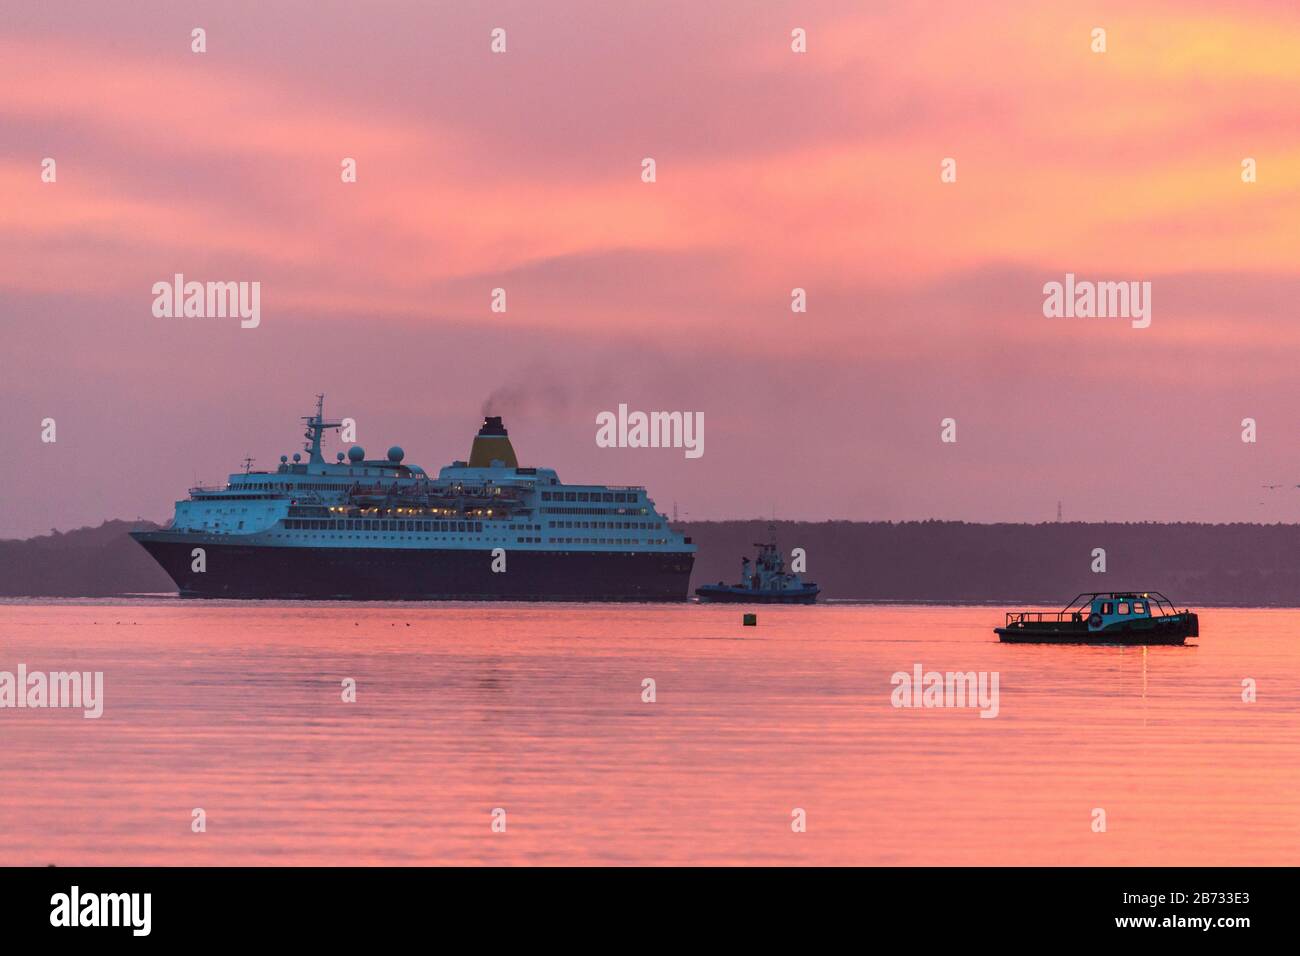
xmin=302 ymin=394 xmax=344 ymax=464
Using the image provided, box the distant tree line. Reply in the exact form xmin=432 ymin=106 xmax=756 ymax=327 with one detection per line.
xmin=682 ymin=520 xmax=1300 ymax=606
xmin=5 ymin=518 xmax=1300 ymax=605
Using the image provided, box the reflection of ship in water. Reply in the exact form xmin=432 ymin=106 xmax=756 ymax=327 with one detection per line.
xmin=695 ymin=527 xmax=819 ymax=604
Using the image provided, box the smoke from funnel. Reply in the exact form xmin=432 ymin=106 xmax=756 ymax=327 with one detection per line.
xmin=481 ymin=362 xmax=623 ymax=421
xmin=481 ymin=382 xmax=572 ymax=420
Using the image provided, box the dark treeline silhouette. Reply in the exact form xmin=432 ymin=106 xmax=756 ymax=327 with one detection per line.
xmin=0 ymin=520 xmax=173 ymax=597
xmin=5 ymin=518 xmax=1300 ymax=605
xmin=682 ymin=520 xmax=1300 ymax=606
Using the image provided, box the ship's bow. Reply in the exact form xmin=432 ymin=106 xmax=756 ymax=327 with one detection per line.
xmin=129 ymin=530 xmax=197 ymax=595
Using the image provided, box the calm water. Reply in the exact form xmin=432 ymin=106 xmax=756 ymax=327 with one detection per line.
xmin=1 ymin=600 xmax=1297 ymax=866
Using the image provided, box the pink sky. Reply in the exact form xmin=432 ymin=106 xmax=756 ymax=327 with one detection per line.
xmin=3 ymin=0 xmax=1300 ymax=537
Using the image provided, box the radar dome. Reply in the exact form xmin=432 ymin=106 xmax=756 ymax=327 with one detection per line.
xmin=280 ymin=455 xmax=288 ymax=463
xmin=292 ymin=453 xmax=301 ymax=462
xmin=347 ymin=445 xmax=365 ymax=463
xmin=336 ymin=452 xmax=346 ymax=462
xmin=387 ymin=446 xmax=405 ymax=463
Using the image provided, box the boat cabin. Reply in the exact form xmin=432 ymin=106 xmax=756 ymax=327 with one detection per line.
xmin=1067 ymin=592 xmax=1174 ymax=631
xmin=1002 ymin=591 xmax=1182 ymax=632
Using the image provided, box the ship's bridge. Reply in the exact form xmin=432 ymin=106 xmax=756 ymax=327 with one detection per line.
xmin=207 ymin=443 xmax=430 ymax=497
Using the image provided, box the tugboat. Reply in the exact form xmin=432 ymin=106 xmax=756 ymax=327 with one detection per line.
xmin=695 ymin=532 xmax=819 ymax=604
xmin=995 ymin=592 xmax=1199 ymax=645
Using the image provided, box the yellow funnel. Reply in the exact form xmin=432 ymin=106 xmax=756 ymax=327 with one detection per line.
xmin=469 ymin=416 xmax=518 ymax=468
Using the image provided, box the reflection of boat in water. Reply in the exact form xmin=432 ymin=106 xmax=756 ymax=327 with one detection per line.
xmin=995 ymin=592 xmax=1199 ymax=645
xmin=695 ymin=532 xmax=819 ymax=604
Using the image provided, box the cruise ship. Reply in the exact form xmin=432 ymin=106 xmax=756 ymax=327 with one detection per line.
xmin=131 ymin=398 xmax=696 ymax=600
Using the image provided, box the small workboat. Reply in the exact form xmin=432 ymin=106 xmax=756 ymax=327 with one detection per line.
xmin=995 ymin=592 xmax=1199 ymax=645
xmin=695 ymin=535 xmax=819 ymax=604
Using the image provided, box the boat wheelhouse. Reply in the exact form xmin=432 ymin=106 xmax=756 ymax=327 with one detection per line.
xmin=995 ymin=592 xmax=1199 ymax=645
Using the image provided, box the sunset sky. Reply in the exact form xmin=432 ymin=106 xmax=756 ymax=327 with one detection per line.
xmin=3 ymin=0 xmax=1299 ymax=537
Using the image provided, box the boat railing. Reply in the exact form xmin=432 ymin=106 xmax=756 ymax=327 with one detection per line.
xmin=1005 ymin=610 xmax=1083 ymax=626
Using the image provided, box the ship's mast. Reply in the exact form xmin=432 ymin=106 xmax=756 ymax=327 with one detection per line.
xmin=302 ymin=394 xmax=344 ymax=465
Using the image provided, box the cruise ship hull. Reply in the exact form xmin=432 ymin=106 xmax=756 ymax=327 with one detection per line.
xmin=131 ymin=532 xmax=694 ymax=601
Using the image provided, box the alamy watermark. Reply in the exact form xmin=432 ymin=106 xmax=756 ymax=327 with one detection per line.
xmin=595 ymin=404 xmax=703 ymax=459
xmin=890 ymin=663 xmax=999 ymax=718
xmin=1043 ymin=273 xmax=1151 ymax=329
xmin=0 ymin=665 xmax=103 ymax=718
xmin=152 ymin=273 xmax=261 ymax=328
xmin=50 ymin=886 xmax=150 ymax=936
